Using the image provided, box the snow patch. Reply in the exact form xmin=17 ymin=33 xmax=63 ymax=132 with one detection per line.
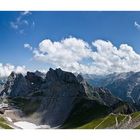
xmin=14 ymin=121 xmax=38 ymax=129
xmin=6 ymin=117 xmax=13 ymax=122
xmin=14 ymin=121 xmax=50 ymax=129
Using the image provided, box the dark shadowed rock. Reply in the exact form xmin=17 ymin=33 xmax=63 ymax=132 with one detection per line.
xmin=77 ymin=74 xmax=84 ymax=83
xmin=25 ymin=72 xmax=43 ymax=91
xmin=34 ymin=70 xmax=46 ymax=79
xmin=1 ymin=72 xmax=30 ymax=97
xmin=46 ymin=68 xmax=78 ymax=84
xmin=37 ymin=68 xmax=84 ymax=127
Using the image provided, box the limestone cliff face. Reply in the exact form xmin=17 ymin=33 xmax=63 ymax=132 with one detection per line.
xmin=1 ymin=71 xmax=44 ymax=97
xmin=0 ymin=79 xmax=5 ymax=93
xmin=37 ymin=68 xmax=85 ymax=126
xmin=77 ymin=74 xmax=120 ymax=106
xmin=1 ymin=72 xmax=30 ymax=97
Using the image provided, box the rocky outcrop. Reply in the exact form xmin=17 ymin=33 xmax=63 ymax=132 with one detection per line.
xmin=34 ymin=70 xmax=46 ymax=79
xmin=92 ymin=87 xmax=120 ymax=106
xmin=4 ymin=109 xmax=24 ymax=122
xmin=0 ymin=83 xmax=4 ymax=93
xmin=77 ymin=74 xmax=120 ymax=106
xmin=1 ymin=72 xmax=30 ymax=97
xmin=0 ymin=78 xmax=6 ymax=93
xmin=25 ymin=72 xmax=43 ymax=91
xmin=1 ymin=71 xmax=44 ymax=97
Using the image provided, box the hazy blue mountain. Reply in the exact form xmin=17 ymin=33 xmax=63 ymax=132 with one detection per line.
xmin=83 ymin=71 xmax=140 ymax=105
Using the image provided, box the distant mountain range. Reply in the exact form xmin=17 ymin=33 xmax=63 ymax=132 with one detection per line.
xmin=0 ymin=69 xmax=139 ymax=129
xmin=83 ymin=71 xmax=140 ymax=105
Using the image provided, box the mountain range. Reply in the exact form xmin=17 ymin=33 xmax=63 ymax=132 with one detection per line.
xmin=0 ymin=68 xmax=139 ymax=129
xmin=83 ymin=71 xmax=140 ymax=105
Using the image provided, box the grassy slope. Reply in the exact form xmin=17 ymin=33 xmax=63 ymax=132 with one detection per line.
xmin=79 ymin=118 xmax=104 ymax=129
xmin=95 ymin=114 xmax=116 ymax=129
xmin=132 ymin=112 xmax=140 ymax=129
xmin=117 ymin=115 xmax=126 ymax=124
xmin=61 ymin=98 xmax=109 ymax=129
xmin=79 ymin=112 xmax=140 ymax=129
xmin=131 ymin=111 xmax=140 ymax=119
xmin=79 ymin=114 xmax=117 ymax=129
xmin=0 ymin=117 xmax=12 ymax=129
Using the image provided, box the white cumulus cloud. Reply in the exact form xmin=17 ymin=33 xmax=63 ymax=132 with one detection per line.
xmin=21 ymin=11 xmax=32 ymax=16
xmin=24 ymin=43 xmax=33 ymax=51
xmin=134 ymin=21 xmax=140 ymax=30
xmin=31 ymin=37 xmax=140 ymax=75
xmin=33 ymin=37 xmax=92 ymax=73
xmin=0 ymin=63 xmax=27 ymax=78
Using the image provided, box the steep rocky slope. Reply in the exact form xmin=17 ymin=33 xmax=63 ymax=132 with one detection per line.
xmin=0 ymin=78 xmax=6 ymax=93
xmin=84 ymin=72 xmax=140 ymax=105
xmin=1 ymin=72 xmax=30 ymax=97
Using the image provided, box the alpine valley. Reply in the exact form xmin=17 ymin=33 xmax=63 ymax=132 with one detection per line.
xmin=0 ymin=68 xmax=140 ymax=129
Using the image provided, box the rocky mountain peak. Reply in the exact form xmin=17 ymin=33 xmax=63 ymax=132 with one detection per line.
xmin=1 ymin=72 xmax=29 ymax=97
xmin=7 ymin=72 xmax=26 ymax=85
xmin=46 ymin=68 xmax=78 ymax=84
xmin=6 ymin=72 xmax=24 ymax=85
xmin=9 ymin=71 xmax=16 ymax=77
xmin=34 ymin=70 xmax=46 ymax=79
xmin=26 ymin=71 xmax=43 ymax=84
xmin=77 ymin=74 xmax=84 ymax=83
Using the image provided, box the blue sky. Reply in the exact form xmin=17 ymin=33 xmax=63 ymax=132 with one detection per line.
xmin=1 ymin=11 xmax=140 ymax=76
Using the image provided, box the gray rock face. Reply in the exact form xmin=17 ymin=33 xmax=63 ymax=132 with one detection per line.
xmin=1 ymin=71 xmax=45 ymax=97
xmin=38 ymin=69 xmax=119 ymax=127
xmin=84 ymin=71 xmax=140 ymax=105
xmin=34 ymin=70 xmax=46 ymax=79
xmin=45 ymin=68 xmax=79 ymax=84
xmin=37 ymin=68 xmax=85 ymax=127
xmin=77 ymin=74 xmax=120 ymax=106
xmin=92 ymin=87 xmax=120 ymax=106
xmin=0 ymin=78 xmax=7 ymax=93
xmin=25 ymin=72 xmax=43 ymax=91
xmin=1 ymin=72 xmax=30 ymax=97
xmin=0 ymin=83 xmax=4 ymax=93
